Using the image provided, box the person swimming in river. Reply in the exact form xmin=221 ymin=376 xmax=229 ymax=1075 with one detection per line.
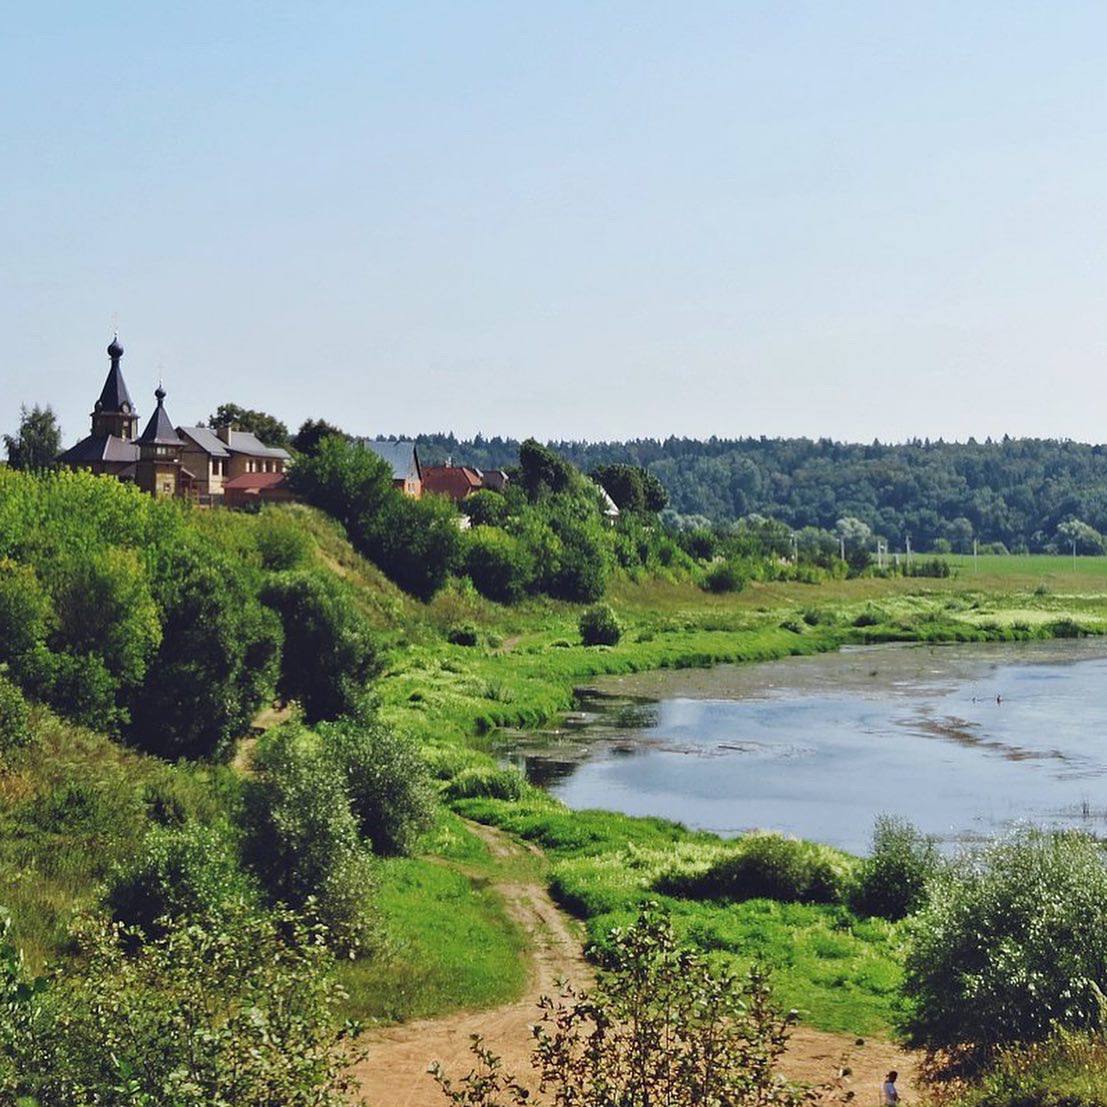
xmin=996 ymin=693 xmax=1002 ymax=704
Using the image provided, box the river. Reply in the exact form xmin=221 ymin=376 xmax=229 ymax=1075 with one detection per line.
xmin=501 ymin=639 xmax=1107 ymax=853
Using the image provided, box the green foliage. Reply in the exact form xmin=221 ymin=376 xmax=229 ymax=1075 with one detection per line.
xmin=0 ymin=561 xmax=51 ymax=672
xmin=579 ymin=603 xmax=621 ymax=647
xmin=359 ymin=491 xmax=462 ymax=602
xmin=443 ymin=767 xmax=526 ymax=802
xmin=206 ymin=401 xmax=291 ymax=448
xmin=901 ymin=829 xmax=1107 ymax=1055
xmin=291 ymin=417 xmax=349 ymax=456
xmin=0 ymin=676 xmax=30 ymax=756
xmin=105 ymin=821 xmax=257 ymax=935
xmin=943 ymin=1032 xmax=1107 ymax=1107
xmin=260 ymin=570 xmax=380 ymax=722
xmin=659 ymin=833 xmax=849 ymax=905
xmin=242 ymin=725 xmax=377 ymax=954
xmin=850 ymin=816 xmax=942 ymax=921
xmin=702 ymin=559 xmax=746 ymax=593
xmin=129 ymin=545 xmax=282 ymax=759
xmin=590 ymin=463 xmax=669 ymax=513
xmin=518 ymin=437 xmax=577 ymax=500
xmin=318 ymin=717 xmax=435 ymax=856
xmin=291 ymin=437 xmax=462 ymax=600
xmin=433 ymin=904 xmax=827 ymax=1107
xmin=463 ymin=489 xmax=509 ymax=527
xmin=463 ymin=525 xmax=534 ymax=603
xmin=253 ymin=509 xmax=312 ymax=570
xmin=0 ymin=906 xmax=362 ymax=1107
xmin=3 ymin=404 xmax=61 ymax=471
xmin=446 ymin=623 xmax=480 ymax=646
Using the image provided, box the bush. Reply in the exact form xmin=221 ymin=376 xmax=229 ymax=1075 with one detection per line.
xmin=701 ymin=560 xmax=745 ymax=593
xmin=580 ymin=606 xmax=624 ymax=646
xmin=432 ymin=905 xmax=824 ymax=1107
xmin=901 ymin=829 xmax=1107 ymax=1055
xmin=849 ymin=816 xmax=942 ymax=920
xmin=659 ymin=834 xmax=847 ymax=905
xmin=260 ymin=570 xmax=380 ymax=722
xmin=106 ymin=821 xmax=257 ymax=935
xmin=253 ymin=510 xmax=312 ymax=570
xmin=579 ymin=603 xmax=621 ymax=647
xmin=443 ymin=766 xmax=526 ymax=802
xmin=463 ymin=489 xmax=509 ymax=528
xmin=318 ymin=718 xmax=435 ymax=856
xmin=446 ymin=624 xmax=480 ymax=647
xmin=128 ymin=545 xmax=283 ymax=760
xmin=463 ymin=526 xmax=534 ymax=603
xmin=242 ymin=725 xmax=377 ymax=954
xmin=0 ymin=907 xmax=363 ymax=1107
xmin=0 ymin=675 xmax=30 ymax=755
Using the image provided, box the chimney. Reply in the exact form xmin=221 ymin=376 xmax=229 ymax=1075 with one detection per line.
xmin=216 ymin=425 xmax=233 ymax=444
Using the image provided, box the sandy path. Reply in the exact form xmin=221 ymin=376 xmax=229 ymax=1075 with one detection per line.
xmin=354 ymin=823 xmax=918 ymax=1106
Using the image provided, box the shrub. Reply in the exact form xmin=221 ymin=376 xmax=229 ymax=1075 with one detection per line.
xmin=579 ymin=603 xmax=621 ymax=647
xmin=260 ymin=570 xmax=380 ymax=722
xmin=0 ymin=675 xmax=30 ymax=755
xmin=318 ymin=718 xmax=435 ymax=856
xmin=443 ymin=766 xmax=526 ymax=802
xmin=0 ymin=560 xmax=52 ymax=669
xmin=701 ymin=560 xmax=745 ymax=593
xmin=659 ymin=834 xmax=847 ymax=905
xmin=242 ymin=725 xmax=377 ymax=954
xmin=463 ymin=489 xmax=509 ymax=527
xmin=901 ymin=829 xmax=1107 ymax=1055
xmin=446 ymin=624 xmax=480 ymax=647
xmin=849 ymin=816 xmax=942 ymax=920
xmin=432 ymin=904 xmax=827 ymax=1107
xmin=463 ymin=526 xmax=534 ymax=603
xmin=253 ymin=510 xmax=312 ymax=570
xmin=0 ymin=906 xmax=363 ymax=1107
xmin=852 ymin=608 xmax=883 ymax=627
xmin=35 ymin=649 xmax=121 ymax=732
xmin=128 ymin=546 xmax=283 ymax=760
xmin=106 ymin=821 xmax=257 ymax=935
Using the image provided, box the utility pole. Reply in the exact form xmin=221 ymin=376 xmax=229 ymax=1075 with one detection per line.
xmin=839 ymin=535 xmax=846 ymax=561
xmin=1073 ymin=538 xmax=1078 ymax=571
xmin=973 ymin=538 xmax=978 ymax=574
xmin=905 ymin=534 xmax=912 ymax=563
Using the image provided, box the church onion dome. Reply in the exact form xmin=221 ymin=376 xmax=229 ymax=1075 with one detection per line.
xmin=137 ymin=385 xmax=184 ymax=447
xmin=107 ymin=334 xmax=124 ymax=359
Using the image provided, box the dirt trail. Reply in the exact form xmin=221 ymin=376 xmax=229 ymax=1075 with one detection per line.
xmin=354 ymin=823 xmax=918 ymax=1106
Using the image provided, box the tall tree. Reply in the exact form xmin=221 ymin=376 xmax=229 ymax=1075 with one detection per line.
xmin=291 ymin=418 xmax=349 ymax=457
xmin=207 ymin=403 xmax=290 ymax=449
xmin=4 ymin=405 xmax=61 ymax=470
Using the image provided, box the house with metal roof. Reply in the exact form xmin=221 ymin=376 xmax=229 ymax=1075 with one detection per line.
xmin=59 ymin=336 xmax=291 ymax=504
xmin=355 ymin=438 xmax=422 ymax=497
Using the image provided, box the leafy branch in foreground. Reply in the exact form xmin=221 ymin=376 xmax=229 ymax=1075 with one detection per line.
xmin=432 ymin=903 xmax=853 ymax=1106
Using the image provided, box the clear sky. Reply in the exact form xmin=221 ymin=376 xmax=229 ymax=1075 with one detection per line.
xmin=4 ymin=2 xmax=1107 ymax=446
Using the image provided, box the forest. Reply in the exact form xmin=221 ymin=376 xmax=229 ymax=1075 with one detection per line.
xmin=413 ymin=433 xmax=1107 ymax=551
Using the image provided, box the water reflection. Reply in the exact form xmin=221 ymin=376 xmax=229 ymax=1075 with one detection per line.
xmin=499 ymin=641 xmax=1107 ymax=853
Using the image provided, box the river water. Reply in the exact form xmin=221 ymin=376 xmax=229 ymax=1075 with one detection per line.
xmin=501 ymin=640 xmax=1107 ymax=853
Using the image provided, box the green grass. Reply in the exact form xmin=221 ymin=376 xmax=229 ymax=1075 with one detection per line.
xmin=451 ymin=797 xmax=905 ymax=1035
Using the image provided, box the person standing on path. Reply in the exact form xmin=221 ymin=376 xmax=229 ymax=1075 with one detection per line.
xmin=882 ymin=1070 xmax=900 ymax=1105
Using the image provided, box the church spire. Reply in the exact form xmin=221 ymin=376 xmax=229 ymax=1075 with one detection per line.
xmin=91 ymin=335 xmax=139 ymax=440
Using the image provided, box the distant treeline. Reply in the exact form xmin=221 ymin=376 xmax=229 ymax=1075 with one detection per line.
xmin=413 ymin=434 xmax=1107 ymax=551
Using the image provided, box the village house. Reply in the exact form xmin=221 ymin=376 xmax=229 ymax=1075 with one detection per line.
xmin=58 ymin=337 xmax=291 ymax=504
xmin=357 ymin=438 xmax=422 ymax=497
xmin=422 ymin=463 xmax=484 ymax=502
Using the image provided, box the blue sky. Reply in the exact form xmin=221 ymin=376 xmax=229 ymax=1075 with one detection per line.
xmin=4 ymin=2 xmax=1107 ymax=445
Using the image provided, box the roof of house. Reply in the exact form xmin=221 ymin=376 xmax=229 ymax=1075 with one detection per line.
xmin=356 ymin=438 xmax=421 ymax=482
xmin=422 ymin=465 xmax=483 ymax=499
xmin=177 ymin=425 xmax=231 ymax=457
xmin=223 ymin=471 xmax=289 ymax=492
xmin=137 ymin=387 xmax=183 ymax=447
xmin=94 ymin=337 xmax=135 ymax=413
xmin=219 ymin=429 xmax=291 ymax=460
xmin=58 ymin=434 xmax=140 ymax=464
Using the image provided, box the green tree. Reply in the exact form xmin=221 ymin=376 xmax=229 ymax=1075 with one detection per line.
xmin=3 ymin=405 xmax=61 ymax=471
xmin=292 ymin=418 xmax=349 ymax=457
xmin=1056 ymin=517 xmax=1105 ymax=555
xmin=901 ymin=829 xmax=1107 ymax=1056
xmin=0 ymin=906 xmax=363 ymax=1107
xmin=207 ymin=403 xmax=291 ymax=449
xmin=242 ymin=725 xmax=377 ymax=954
xmin=463 ymin=526 xmax=534 ymax=603
xmin=260 ymin=570 xmax=380 ymax=722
